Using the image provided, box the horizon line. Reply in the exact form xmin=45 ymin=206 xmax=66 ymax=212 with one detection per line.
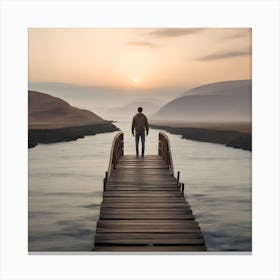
xmin=28 ymin=78 xmax=251 ymax=92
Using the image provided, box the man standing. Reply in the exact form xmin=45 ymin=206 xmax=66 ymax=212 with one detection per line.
xmin=131 ymin=107 xmax=149 ymax=157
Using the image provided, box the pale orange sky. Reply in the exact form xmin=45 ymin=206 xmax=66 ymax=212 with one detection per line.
xmin=28 ymin=28 xmax=251 ymax=90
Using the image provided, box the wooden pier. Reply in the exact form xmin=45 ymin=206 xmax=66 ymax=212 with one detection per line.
xmin=94 ymin=132 xmax=206 ymax=252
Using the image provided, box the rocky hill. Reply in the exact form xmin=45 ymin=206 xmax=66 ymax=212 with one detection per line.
xmin=152 ymin=80 xmax=251 ymax=123
xmin=28 ymin=91 xmax=118 ymax=148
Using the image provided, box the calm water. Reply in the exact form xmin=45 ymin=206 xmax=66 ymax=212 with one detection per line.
xmin=28 ymin=118 xmax=251 ymax=252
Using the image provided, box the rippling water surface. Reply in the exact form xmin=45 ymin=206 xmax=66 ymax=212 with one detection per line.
xmin=28 ymin=118 xmax=251 ymax=252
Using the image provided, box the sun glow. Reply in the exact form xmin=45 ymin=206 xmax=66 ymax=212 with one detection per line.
xmin=132 ymin=77 xmax=138 ymax=83
xmin=130 ymin=76 xmax=143 ymax=88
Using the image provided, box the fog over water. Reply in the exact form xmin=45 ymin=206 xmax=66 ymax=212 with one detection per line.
xmin=28 ymin=117 xmax=251 ymax=252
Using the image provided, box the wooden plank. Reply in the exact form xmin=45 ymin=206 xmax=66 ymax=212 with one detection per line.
xmin=100 ymin=207 xmax=192 ymax=212
xmin=107 ymin=180 xmax=177 ymax=184
xmin=116 ymin=165 xmax=166 ymax=168
xmin=101 ymin=208 xmax=192 ymax=212
xmin=95 ymin=236 xmax=204 ymax=245
xmin=110 ymin=172 xmax=171 ymax=175
xmin=97 ymin=220 xmax=199 ymax=226
xmin=107 ymin=181 xmax=177 ymax=186
xmin=97 ymin=225 xmax=199 ymax=231
xmin=106 ymin=185 xmax=177 ymax=188
xmin=108 ymin=180 xmax=176 ymax=184
xmin=101 ymin=199 xmax=187 ymax=202
xmin=114 ymin=165 xmax=169 ymax=168
xmin=99 ymin=213 xmax=194 ymax=220
xmin=96 ymin=226 xmax=200 ymax=233
xmin=100 ymin=210 xmax=193 ymax=216
xmin=109 ymin=177 xmax=175 ymax=180
xmin=107 ymin=180 xmax=177 ymax=183
xmin=105 ymin=187 xmax=180 ymax=191
xmin=112 ymin=166 xmax=170 ymax=168
xmin=121 ymin=158 xmax=161 ymax=160
xmin=110 ymin=171 xmax=174 ymax=175
xmin=107 ymin=182 xmax=177 ymax=185
xmin=101 ymin=202 xmax=190 ymax=208
xmin=110 ymin=173 xmax=173 ymax=176
xmin=115 ymin=167 xmax=168 ymax=170
xmin=100 ymin=202 xmax=189 ymax=208
xmin=102 ymin=197 xmax=187 ymax=203
xmin=106 ymin=182 xmax=177 ymax=185
xmin=104 ymin=189 xmax=179 ymax=193
xmin=103 ymin=190 xmax=182 ymax=194
xmin=109 ymin=176 xmax=175 ymax=179
xmin=117 ymin=164 xmax=166 ymax=166
xmin=110 ymin=168 xmax=172 ymax=171
xmin=106 ymin=185 xmax=178 ymax=189
xmin=116 ymin=165 xmax=167 ymax=168
xmin=119 ymin=160 xmax=163 ymax=162
xmin=109 ymin=171 xmax=174 ymax=174
xmin=96 ymin=227 xmax=201 ymax=234
xmin=117 ymin=160 xmax=166 ymax=162
xmin=110 ymin=174 xmax=172 ymax=177
xmin=120 ymin=156 xmax=161 ymax=160
xmin=94 ymin=245 xmax=206 ymax=251
xmin=117 ymin=163 xmax=165 ymax=165
xmin=106 ymin=183 xmax=178 ymax=187
xmin=118 ymin=161 xmax=164 ymax=163
xmin=108 ymin=176 xmax=176 ymax=180
xmin=95 ymin=233 xmax=203 ymax=240
xmin=103 ymin=191 xmax=183 ymax=197
xmin=104 ymin=188 xmax=182 ymax=194
xmin=105 ymin=186 xmax=178 ymax=189
xmin=118 ymin=161 xmax=164 ymax=164
xmin=101 ymin=200 xmax=187 ymax=204
xmin=117 ymin=162 xmax=165 ymax=165
xmin=111 ymin=168 xmax=171 ymax=170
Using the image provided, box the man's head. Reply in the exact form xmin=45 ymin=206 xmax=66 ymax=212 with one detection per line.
xmin=138 ymin=107 xmax=143 ymax=113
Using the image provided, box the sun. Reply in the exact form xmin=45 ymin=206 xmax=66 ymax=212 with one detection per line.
xmin=130 ymin=76 xmax=143 ymax=88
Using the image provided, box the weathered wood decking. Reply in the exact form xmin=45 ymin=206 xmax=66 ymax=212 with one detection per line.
xmin=94 ymin=132 xmax=206 ymax=252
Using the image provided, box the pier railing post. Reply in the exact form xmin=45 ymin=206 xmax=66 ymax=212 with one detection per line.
xmin=181 ymin=183 xmax=185 ymax=195
xmin=176 ymin=171 xmax=180 ymax=186
xmin=103 ymin=177 xmax=106 ymax=192
xmin=103 ymin=171 xmax=108 ymax=192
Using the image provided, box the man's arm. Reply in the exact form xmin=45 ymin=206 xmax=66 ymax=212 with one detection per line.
xmin=145 ymin=116 xmax=149 ymax=135
xmin=131 ymin=117 xmax=135 ymax=136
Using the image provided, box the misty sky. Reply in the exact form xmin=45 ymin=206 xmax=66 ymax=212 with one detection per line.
xmin=28 ymin=28 xmax=251 ymax=90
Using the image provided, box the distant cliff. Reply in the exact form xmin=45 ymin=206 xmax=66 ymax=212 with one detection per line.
xmin=28 ymin=91 xmax=118 ymax=148
xmin=151 ymin=80 xmax=252 ymax=151
xmin=152 ymin=80 xmax=252 ymax=123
